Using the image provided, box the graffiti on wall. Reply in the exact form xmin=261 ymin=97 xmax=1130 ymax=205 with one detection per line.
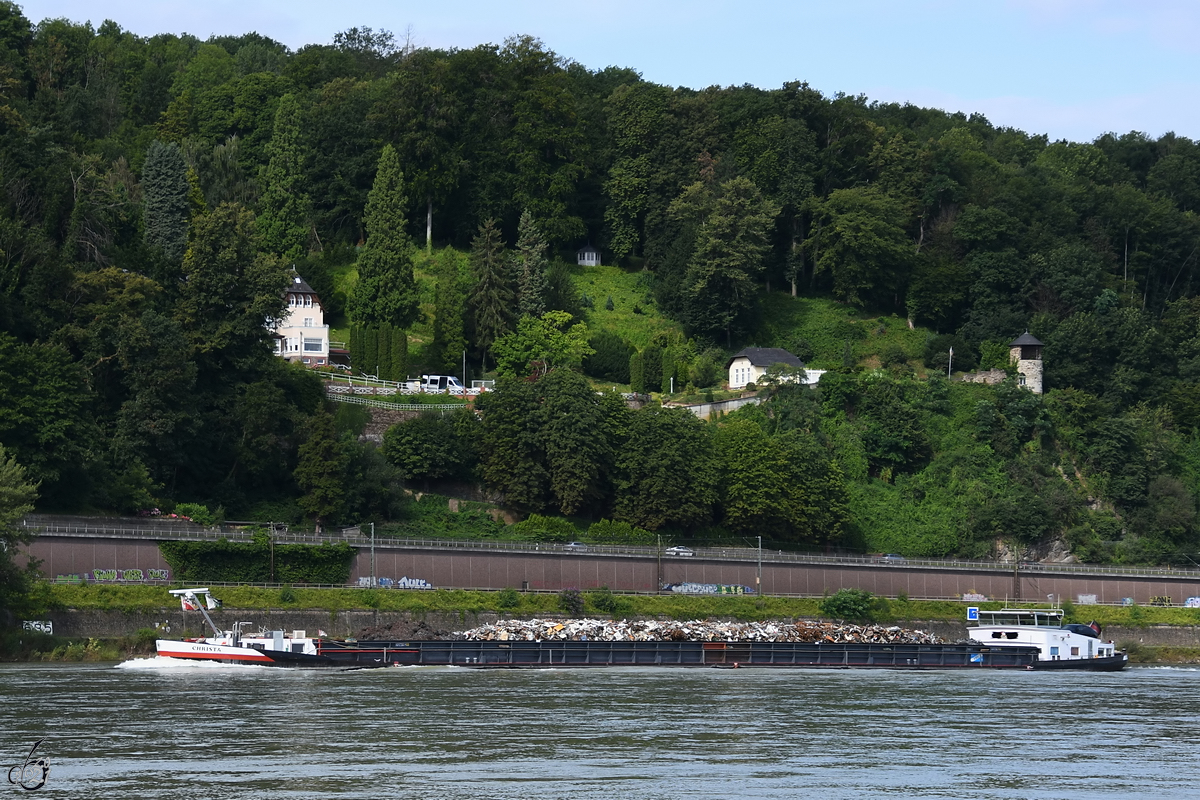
xmin=54 ymin=568 xmax=170 ymax=583
xmin=22 ymin=620 xmax=52 ymax=635
xmin=357 ymin=576 xmax=433 ymax=589
xmin=662 ymin=582 xmax=755 ymax=595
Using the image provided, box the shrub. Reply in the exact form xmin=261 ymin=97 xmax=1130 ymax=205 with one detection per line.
xmin=587 ymin=519 xmax=655 ymax=544
xmin=583 ymin=330 xmax=634 ymax=383
xmin=278 ymin=585 xmax=297 ymax=604
xmin=819 ymin=588 xmax=875 ymax=621
xmin=558 ymin=588 xmax=584 ymax=616
xmin=496 ymin=587 xmax=521 ymax=609
xmin=510 ymin=514 xmax=579 ymax=543
xmin=588 ymin=586 xmax=626 ymax=614
xmin=923 ymin=334 xmax=976 ymax=373
xmin=174 ymin=502 xmax=222 ymax=526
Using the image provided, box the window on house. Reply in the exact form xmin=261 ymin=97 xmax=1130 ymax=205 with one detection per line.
xmin=303 ymin=338 xmax=323 ymax=352
xmin=303 ymin=318 xmax=313 ymax=327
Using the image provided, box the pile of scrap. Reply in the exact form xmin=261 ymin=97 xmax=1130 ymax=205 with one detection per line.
xmin=453 ymin=618 xmax=943 ymax=644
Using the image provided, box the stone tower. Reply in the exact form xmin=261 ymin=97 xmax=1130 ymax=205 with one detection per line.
xmin=1009 ymin=332 xmax=1044 ymax=394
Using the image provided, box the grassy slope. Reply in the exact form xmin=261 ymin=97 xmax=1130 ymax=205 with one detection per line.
xmin=39 ymin=585 xmax=1200 ymax=630
xmin=329 ymin=246 xmax=937 ymax=377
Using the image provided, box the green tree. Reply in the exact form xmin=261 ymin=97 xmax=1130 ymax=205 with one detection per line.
xmin=430 ymin=248 xmax=468 ymax=373
xmin=349 ymin=144 xmax=418 ymax=328
xmin=142 ymin=139 xmax=190 ymax=265
xmin=515 ymin=209 xmax=549 ymax=318
xmin=614 ymin=406 xmax=716 ymax=530
xmin=257 ymin=93 xmax=312 ymax=262
xmin=175 ymin=203 xmax=290 ymax=378
xmin=603 ymin=82 xmax=669 ymax=260
xmin=675 ymin=177 xmax=779 ymax=343
xmin=0 ymin=444 xmax=40 ymax=619
xmin=491 ymin=310 xmax=594 ymax=377
xmin=582 ymin=330 xmax=634 ymax=383
xmin=468 ymin=218 xmax=513 ymax=364
xmin=476 ymin=376 xmax=550 ymax=510
xmin=294 ymin=410 xmax=349 ymax=531
xmin=382 ymin=410 xmax=471 ymax=482
xmin=812 ymin=187 xmax=913 ymax=307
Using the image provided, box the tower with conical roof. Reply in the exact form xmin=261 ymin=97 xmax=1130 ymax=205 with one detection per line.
xmin=1009 ymin=332 xmax=1043 ymax=394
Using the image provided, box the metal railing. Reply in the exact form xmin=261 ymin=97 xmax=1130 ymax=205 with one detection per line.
xmin=324 ymin=393 xmax=464 ymax=412
xmin=24 ymin=515 xmax=1200 ymax=581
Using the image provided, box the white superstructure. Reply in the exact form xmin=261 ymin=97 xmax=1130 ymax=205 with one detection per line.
xmin=967 ymin=607 xmax=1126 ymax=667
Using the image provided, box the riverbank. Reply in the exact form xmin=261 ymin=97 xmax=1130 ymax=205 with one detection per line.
xmin=7 ymin=583 xmax=1200 ymax=663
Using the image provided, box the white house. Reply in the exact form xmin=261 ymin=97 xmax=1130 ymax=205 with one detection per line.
xmin=726 ymin=347 xmax=812 ymax=389
xmin=273 ymin=273 xmax=330 ymax=366
xmin=577 ymin=244 xmax=601 ymax=267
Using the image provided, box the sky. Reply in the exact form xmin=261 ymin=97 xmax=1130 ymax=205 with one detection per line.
xmin=18 ymin=0 xmax=1200 ymax=143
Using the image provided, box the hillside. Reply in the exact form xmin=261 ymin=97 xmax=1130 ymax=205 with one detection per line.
xmin=1 ymin=8 xmax=1200 ymax=586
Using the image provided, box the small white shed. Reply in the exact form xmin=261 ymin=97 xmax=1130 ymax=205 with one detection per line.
xmin=577 ymin=244 xmax=601 ymax=267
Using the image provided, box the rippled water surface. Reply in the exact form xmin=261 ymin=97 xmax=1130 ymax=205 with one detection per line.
xmin=1 ymin=659 xmax=1198 ymax=799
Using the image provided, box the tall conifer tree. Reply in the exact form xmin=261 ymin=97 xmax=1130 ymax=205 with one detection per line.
xmin=468 ymin=218 xmax=513 ymax=365
xmin=515 ymin=209 xmax=549 ymax=318
xmin=258 ymin=93 xmax=312 ymax=263
xmin=143 ymin=140 xmax=190 ymax=265
xmin=349 ymin=145 xmax=418 ymax=328
xmin=431 ymin=248 xmax=468 ymax=373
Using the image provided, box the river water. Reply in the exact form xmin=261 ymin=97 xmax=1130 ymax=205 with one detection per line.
xmin=1 ymin=660 xmax=1197 ymax=799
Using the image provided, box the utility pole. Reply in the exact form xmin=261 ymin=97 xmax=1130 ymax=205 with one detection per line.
xmin=657 ymin=534 xmax=663 ymax=593
xmin=757 ymin=536 xmax=762 ymax=596
xmin=948 ymin=346 xmax=954 ymax=378
xmin=370 ymin=522 xmax=376 ymax=588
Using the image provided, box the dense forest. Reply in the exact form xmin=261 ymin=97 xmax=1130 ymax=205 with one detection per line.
xmin=4 ymin=1 xmax=1200 ymax=586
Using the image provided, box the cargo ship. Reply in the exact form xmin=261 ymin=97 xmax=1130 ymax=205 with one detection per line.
xmin=154 ymin=590 xmax=1126 ymax=671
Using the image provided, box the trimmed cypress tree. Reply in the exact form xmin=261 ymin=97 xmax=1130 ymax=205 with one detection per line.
xmin=378 ymin=322 xmax=394 ymax=380
xmin=143 ymin=140 xmax=190 ymax=265
xmin=629 ymin=351 xmax=645 ymax=393
xmin=391 ymin=326 xmax=407 ymax=381
xmin=642 ymin=342 xmax=663 ymax=392
xmin=364 ymin=326 xmax=380 ymax=377
xmin=349 ymin=326 xmax=363 ymax=374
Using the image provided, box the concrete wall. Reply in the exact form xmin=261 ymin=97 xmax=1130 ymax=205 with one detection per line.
xmin=24 ymin=533 xmax=1200 ymax=607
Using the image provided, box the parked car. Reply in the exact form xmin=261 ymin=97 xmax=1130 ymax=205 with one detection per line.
xmin=563 ymin=542 xmax=588 ymax=553
xmin=664 ymin=546 xmax=694 ymax=557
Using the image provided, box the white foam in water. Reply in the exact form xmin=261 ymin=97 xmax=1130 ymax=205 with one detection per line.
xmin=116 ymin=656 xmax=270 ymax=671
